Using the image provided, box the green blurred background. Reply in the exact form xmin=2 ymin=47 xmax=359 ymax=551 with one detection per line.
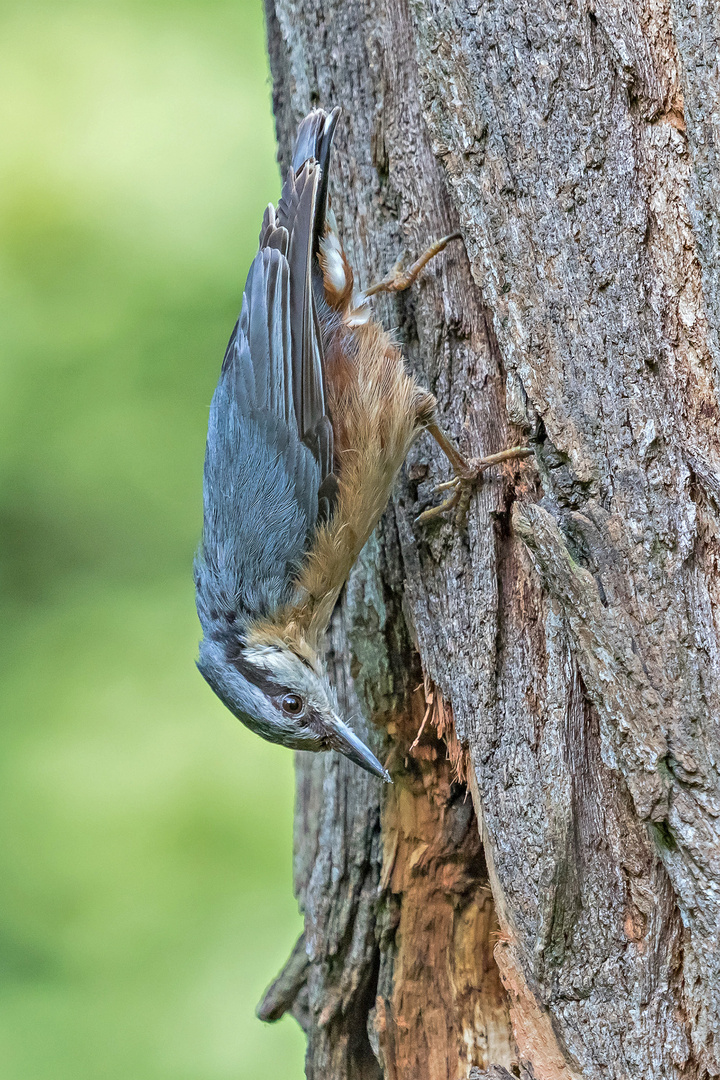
xmin=0 ymin=1 xmax=305 ymax=1076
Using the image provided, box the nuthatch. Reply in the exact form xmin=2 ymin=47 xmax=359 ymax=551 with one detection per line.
xmin=195 ymin=108 xmax=530 ymax=781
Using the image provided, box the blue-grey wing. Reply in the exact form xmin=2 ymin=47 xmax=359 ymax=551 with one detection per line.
xmin=264 ymin=117 xmax=339 ymax=495
xmin=197 ymin=243 xmax=324 ymax=631
xmin=197 ymin=115 xmax=340 ymax=634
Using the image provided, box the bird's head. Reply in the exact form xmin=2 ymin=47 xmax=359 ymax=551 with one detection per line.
xmin=197 ymin=636 xmax=390 ymax=782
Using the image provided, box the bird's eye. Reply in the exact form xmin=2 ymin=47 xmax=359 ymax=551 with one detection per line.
xmin=281 ymin=693 xmax=304 ymax=716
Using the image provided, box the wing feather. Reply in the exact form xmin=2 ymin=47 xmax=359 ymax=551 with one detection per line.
xmin=199 ymin=246 xmax=322 ymax=627
xmin=197 ymin=108 xmax=341 ymax=632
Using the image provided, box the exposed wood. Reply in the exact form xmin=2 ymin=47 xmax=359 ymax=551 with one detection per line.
xmin=259 ymin=0 xmax=720 ymax=1076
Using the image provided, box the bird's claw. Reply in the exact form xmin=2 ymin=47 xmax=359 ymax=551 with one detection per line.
xmin=415 ymin=445 xmax=533 ymax=526
xmin=365 ymin=233 xmax=463 ymax=298
xmin=415 ymin=485 xmax=463 ymax=524
xmin=364 ymin=259 xmax=405 ymax=296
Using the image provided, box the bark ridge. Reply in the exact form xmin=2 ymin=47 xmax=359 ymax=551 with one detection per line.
xmin=259 ymin=0 xmax=720 ymax=1076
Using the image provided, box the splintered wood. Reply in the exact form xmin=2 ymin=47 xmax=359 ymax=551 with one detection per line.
xmin=409 ymin=673 xmax=467 ymax=786
xmin=376 ymin=678 xmax=514 ymax=1079
xmin=265 ymin=0 xmax=720 ymax=1068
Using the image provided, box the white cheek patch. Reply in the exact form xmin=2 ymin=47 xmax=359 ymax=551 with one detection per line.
xmin=320 ymin=232 xmax=347 ymax=293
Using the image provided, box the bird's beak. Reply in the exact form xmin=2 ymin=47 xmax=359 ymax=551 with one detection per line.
xmin=327 ymin=717 xmax=391 ymax=782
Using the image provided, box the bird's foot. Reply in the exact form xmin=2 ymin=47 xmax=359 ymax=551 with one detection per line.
xmin=364 ymin=232 xmax=463 ymax=297
xmin=416 ymin=446 xmax=533 ymax=525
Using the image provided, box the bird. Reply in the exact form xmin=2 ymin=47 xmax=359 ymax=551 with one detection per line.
xmin=194 ymin=106 xmax=530 ymax=782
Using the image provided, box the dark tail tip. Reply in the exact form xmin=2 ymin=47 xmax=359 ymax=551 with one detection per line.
xmin=291 ymin=107 xmax=341 ymax=257
xmin=291 ymin=106 xmax=340 ymax=175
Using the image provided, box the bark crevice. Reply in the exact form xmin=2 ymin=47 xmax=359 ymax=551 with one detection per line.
xmin=260 ymin=0 xmax=720 ymax=1073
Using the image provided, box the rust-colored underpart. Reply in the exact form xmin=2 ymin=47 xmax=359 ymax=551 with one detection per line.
xmin=374 ymin=677 xmax=517 ymax=1079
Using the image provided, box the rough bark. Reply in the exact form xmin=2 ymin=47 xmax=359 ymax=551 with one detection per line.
xmin=257 ymin=1 xmax=720 ymax=1077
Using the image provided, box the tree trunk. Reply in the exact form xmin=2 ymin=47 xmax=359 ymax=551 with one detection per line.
xmin=257 ymin=1 xmax=720 ymax=1077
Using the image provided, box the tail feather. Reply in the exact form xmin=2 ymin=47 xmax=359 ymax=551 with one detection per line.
xmin=253 ymin=109 xmax=341 ymax=506
xmin=291 ymin=107 xmax=340 ymax=258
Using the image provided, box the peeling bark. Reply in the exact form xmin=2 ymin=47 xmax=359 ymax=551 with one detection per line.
xmin=258 ymin=0 xmax=720 ymax=1076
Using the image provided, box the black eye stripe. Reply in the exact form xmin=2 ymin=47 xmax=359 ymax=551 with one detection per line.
xmin=305 ymin=708 xmax=327 ymax=736
xmin=230 ymin=652 xmax=286 ymax=697
xmin=230 ymin=652 xmax=314 ymax=713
